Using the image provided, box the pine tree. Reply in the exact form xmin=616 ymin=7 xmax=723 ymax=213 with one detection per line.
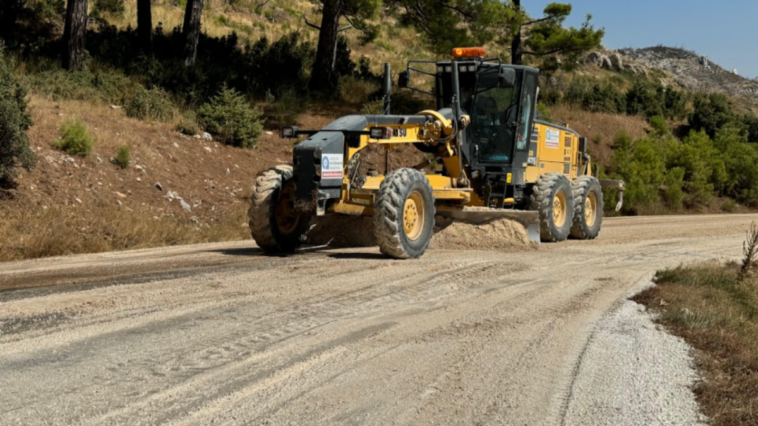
xmin=183 ymin=0 xmax=204 ymax=67
xmin=307 ymin=0 xmax=381 ymax=94
xmin=138 ymin=0 xmax=153 ymax=54
xmin=62 ymin=0 xmax=88 ymax=70
xmin=508 ymin=1 xmax=603 ymax=66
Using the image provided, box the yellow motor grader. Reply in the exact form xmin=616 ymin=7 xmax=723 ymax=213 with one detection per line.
xmin=249 ymin=47 xmax=624 ymax=259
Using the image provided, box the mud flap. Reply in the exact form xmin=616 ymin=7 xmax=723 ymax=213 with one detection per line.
xmin=435 ymin=208 xmax=541 ymax=244
xmin=599 ymin=180 xmax=626 ymax=212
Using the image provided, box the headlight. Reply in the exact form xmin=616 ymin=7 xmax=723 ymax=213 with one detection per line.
xmin=369 ymin=127 xmax=393 ymax=140
xmin=279 ymin=126 xmax=298 ymax=138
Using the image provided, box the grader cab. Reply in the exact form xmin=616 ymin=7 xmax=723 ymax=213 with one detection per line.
xmin=249 ymin=47 xmax=625 ymax=259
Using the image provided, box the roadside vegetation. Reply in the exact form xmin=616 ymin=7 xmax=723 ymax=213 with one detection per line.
xmin=635 ymin=224 xmax=758 ymax=426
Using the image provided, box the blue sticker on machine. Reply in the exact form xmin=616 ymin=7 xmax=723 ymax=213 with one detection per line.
xmin=321 ymin=154 xmax=344 ymax=179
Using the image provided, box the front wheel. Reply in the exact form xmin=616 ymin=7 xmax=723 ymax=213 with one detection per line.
xmin=373 ymin=168 xmax=436 ymax=259
xmin=248 ymin=165 xmax=310 ymax=253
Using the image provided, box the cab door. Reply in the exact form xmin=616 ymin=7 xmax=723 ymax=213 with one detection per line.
xmin=511 ymin=69 xmax=538 ymax=185
xmin=469 ymin=70 xmax=521 ymax=164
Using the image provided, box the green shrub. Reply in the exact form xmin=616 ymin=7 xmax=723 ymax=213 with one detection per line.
xmin=690 ymin=93 xmax=735 ymax=137
xmin=55 ymin=119 xmax=93 ymax=156
xmin=0 ymin=49 xmax=36 ymax=181
xmin=583 ymin=83 xmax=625 ymax=114
xmin=648 ymin=115 xmax=669 ymax=135
xmin=360 ymin=99 xmax=384 ymax=115
xmin=125 ymin=88 xmax=174 ymax=122
xmin=175 ymin=112 xmax=200 ymax=136
xmin=28 ymin=68 xmax=135 ymax=105
xmin=721 ymin=198 xmax=738 ymax=213
xmin=198 ymin=86 xmax=263 ymax=148
xmin=625 ymin=81 xmax=662 ymax=118
xmin=741 ymin=114 xmax=758 ymax=143
xmin=115 ymin=145 xmax=130 ymax=169
xmin=264 ymin=88 xmax=306 ymax=128
xmin=662 ymin=87 xmax=688 ymax=120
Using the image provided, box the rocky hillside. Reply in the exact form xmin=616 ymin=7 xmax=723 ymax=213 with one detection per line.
xmin=617 ymin=46 xmax=758 ymax=99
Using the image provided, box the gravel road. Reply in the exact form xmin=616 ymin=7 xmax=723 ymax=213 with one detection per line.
xmin=0 ymin=214 xmax=753 ymax=425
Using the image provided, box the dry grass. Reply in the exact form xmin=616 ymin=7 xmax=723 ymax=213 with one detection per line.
xmin=549 ymin=104 xmax=651 ymax=167
xmin=108 ymin=0 xmax=436 ymax=76
xmin=634 ymin=263 xmax=758 ymax=426
xmin=0 ymin=202 xmax=248 ymax=261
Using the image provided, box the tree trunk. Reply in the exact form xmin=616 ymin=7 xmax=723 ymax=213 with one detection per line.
xmin=510 ymin=0 xmax=523 ymax=65
xmin=182 ymin=0 xmax=204 ymax=67
xmin=62 ymin=0 xmax=88 ymax=71
xmin=309 ymin=0 xmax=343 ymax=93
xmin=137 ymin=0 xmax=153 ymax=54
xmin=1 ymin=0 xmax=22 ymax=40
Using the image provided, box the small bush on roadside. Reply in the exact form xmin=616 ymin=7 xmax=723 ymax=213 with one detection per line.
xmin=125 ymin=87 xmax=174 ymax=122
xmin=115 ymin=145 xmax=130 ymax=169
xmin=0 ymin=48 xmax=36 ymax=182
xmin=198 ymin=86 xmax=263 ymax=148
xmin=55 ymin=119 xmax=93 ymax=156
xmin=175 ymin=112 xmax=200 ymax=136
xmin=721 ymin=198 xmax=738 ymax=213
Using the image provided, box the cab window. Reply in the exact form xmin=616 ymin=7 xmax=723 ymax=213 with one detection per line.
xmin=471 ymin=72 xmax=521 ymax=163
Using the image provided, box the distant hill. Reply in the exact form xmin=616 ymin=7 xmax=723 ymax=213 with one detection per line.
xmin=617 ymin=46 xmax=758 ymax=100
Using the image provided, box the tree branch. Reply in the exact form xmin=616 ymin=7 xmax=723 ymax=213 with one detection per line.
xmin=303 ymin=14 xmax=321 ymax=30
xmin=440 ymin=2 xmax=473 ymax=19
xmin=523 ymin=15 xmax=556 ymax=27
xmin=253 ymin=0 xmax=270 ymax=11
xmin=341 ymin=14 xmax=362 ymax=33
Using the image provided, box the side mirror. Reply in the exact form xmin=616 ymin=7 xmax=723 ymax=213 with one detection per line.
xmin=398 ymin=71 xmax=410 ymax=88
xmin=498 ymin=68 xmax=516 ymax=88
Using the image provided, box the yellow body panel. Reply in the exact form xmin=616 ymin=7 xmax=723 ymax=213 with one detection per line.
xmin=525 ymin=122 xmax=582 ymax=183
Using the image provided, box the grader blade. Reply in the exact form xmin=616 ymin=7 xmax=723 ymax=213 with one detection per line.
xmin=436 ymin=208 xmax=541 ymax=244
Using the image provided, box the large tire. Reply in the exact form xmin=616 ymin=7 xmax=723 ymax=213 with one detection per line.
xmin=570 ymin=176 xmax=604 ymax=240
xmin=248 ymin=165 xmax=310 ymax=253
xmin=373 ymin=168 xmax=436 ymax=259
xmin=529 ymin=173 xmax=574 ymax=242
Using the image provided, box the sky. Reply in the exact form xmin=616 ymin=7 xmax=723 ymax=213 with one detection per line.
xmin=524 ymin=0 xmax=758 ymax=79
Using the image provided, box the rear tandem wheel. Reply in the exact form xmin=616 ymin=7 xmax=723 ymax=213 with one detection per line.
xmin=529 ymin=173 xmax=574 ymax=242
xmin=570 ymin=175 xmax=604 ymax=239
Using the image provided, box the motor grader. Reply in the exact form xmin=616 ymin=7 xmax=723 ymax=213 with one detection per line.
xmin=249 ymin=47 xmax=625 ymax=259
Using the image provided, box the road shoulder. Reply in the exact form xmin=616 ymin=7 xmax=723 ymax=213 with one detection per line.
xmin=562 ymin=281 xmax=708 ymax=426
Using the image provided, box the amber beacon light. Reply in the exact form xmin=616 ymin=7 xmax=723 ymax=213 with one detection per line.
xmin=452 ymin=47 xmax=486 ymax=58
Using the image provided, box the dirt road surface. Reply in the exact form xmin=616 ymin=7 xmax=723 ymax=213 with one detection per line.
xmin=0 ymin=214 xmax=753 ymax=425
